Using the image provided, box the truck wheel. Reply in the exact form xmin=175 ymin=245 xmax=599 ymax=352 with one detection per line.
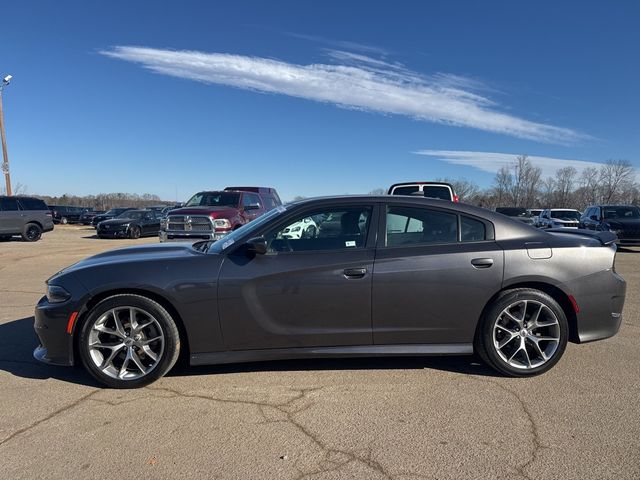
xmin=22 ymin=223 xmax=43 ymax=242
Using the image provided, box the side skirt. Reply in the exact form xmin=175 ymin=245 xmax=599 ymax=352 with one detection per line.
xmin=190 ymin=343 xmax=473 ymax=366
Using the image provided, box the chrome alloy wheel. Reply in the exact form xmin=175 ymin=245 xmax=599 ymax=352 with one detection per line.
xmin=492 ymin=300 xmax=561 ymax=369
xmin=88 ymin=306 xmax=165 ymax=380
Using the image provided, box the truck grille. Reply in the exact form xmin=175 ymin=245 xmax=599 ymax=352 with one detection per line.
xmin=166 ymin=215 xmax=213 ymax=232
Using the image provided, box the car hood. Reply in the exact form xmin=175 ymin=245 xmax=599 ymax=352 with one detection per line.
xmin=99 ymin=218 xmax=133 ymax=227
xmin=605 ymin=218 xmax=640 ymax=228
xmin=49 ymin=243 xmax=207 ymax=281
xmin=169 ymin=206 xmax=238 ymax=217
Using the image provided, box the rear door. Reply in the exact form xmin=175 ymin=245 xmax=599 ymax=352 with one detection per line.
xmin=0 ymin=197 xmax=23 ymax=234
xmin=372 ymin=203 xmax=504 ymax=345
xmin=218 ymin=203 xmax=377 ymax=350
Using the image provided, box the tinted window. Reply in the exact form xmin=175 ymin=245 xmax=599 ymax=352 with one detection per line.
xmin=391 ymin=185 xmax=420 ymax=196
xmin=550 ymin=210 xmax=580 ymax=220
xmin=602 ymin=206 xmax=640 ymax=219
xmin=496 ymin=208 xmax=528 ymax=217
xmin=461 ymin=216 xmax=486 ymax=242
xmin=0 ymin=197 xmax=19 ymax=211
xmin=266 ymin=206 xmax=371 ymax=252
xmin=185 ymin=192 xmax=240 ymax=208
xmin=422 ymin=186 xmax=452 ymax=200
xmin=262 ymin=195 xmax=278 ymax=209
xmin=243 ymin=193 xmax=262 ymax=208
xmin=386 ymin=206 xmax=457 ymax=246
xmin=17 ymin=198 xmax=47 ymax=210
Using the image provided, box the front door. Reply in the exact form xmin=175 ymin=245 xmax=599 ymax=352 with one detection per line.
xmin=372 ymin=204 xmax=504 ymax=345
xmin=218 ymin=204 xmax=377 ymax=350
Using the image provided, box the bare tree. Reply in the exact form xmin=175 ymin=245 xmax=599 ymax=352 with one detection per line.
xmin=539 ymin=177 xmax=556 ymax=208
xmin=493 ymin=165 xmax=513 ymax=206
xmin=599 ymin=159 xmax=635 ymax=204
xmin=555 ymin=166 xmax=577 ymax=207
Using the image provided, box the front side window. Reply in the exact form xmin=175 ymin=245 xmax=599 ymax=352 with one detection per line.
xmin=0 ymin=197 xmax=19 ymax=211
xmin=386 ymin=206 xmax=457 ymax=246
xmin=265 ymin=206 xmax=372 ymax=253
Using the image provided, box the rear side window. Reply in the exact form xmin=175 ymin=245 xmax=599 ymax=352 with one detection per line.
xmin=262 ymin=195 xmax=278 ymax=210
xmin=242 ymin=193 xmax=262 ymax=208
xmin=391 ymin=185 xmax=420 ymax=196
xmin=386 ymin=206 xmax=458 ymax=246
xmin=0 ymin=197 xmax=19 ymax=211
xmin=18 ymin=198 xmax=47 ymax=211
xmin=461 ymin=216 xmax=486 ymax=242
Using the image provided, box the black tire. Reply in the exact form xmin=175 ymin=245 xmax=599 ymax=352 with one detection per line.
xmin=78 ymin=294 xmax=181 ymax=388
xmin=21 ymin=223 xmax=42 ymax=242
xmin=475 ymin=288 xmax=568 ymax=377
xmin=129 ymin=225 xmax=141 ymax=239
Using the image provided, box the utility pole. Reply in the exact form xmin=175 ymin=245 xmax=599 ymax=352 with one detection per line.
xmin=0 ymin=75 xmax=13 ymax=196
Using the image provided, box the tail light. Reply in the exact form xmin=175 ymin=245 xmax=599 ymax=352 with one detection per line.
xmin=453 ymin=194 xmax=459 ymax=203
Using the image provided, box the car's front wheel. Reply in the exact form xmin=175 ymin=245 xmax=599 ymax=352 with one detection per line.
xmin=475 ymin=289 xmax=568 ymax=376
xmin=78 ymin=294 xmax=180 ymax=388
xmin=129 ymin=225 xmax=141 ymax=239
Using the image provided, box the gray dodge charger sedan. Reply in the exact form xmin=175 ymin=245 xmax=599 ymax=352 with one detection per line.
xmin=34 ymin=196 xmax=626 ymax=388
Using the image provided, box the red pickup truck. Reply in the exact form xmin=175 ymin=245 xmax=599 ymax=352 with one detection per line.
xmin=159 ymin=187 xmax=281 ymax=242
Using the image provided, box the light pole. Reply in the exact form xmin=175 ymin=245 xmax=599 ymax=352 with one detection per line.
xmin=0 ymin=74 xmax=13 ymax=196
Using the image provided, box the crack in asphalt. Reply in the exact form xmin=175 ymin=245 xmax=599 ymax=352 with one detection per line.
xmin=0 ymin=390 xmax=99 ymax=447
xmin=472 ymin=377 xmax=544 ymax=480
xmin=142 ymin=384 xmax=424 ymax=480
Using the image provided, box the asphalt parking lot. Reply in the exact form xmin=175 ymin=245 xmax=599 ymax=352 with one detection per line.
xmin=0 ymin=225 xmax=639 ymax=479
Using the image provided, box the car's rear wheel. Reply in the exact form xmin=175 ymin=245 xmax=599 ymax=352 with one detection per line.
xmin=475 ymin=289 xmax=568 ymax=376
xmin=129 ymin=225 xmax=141 ymax=239
xmin=78 ymin=294 xmax=180 ymax=388
xmin=21 ymin=223 xmax=42 ymax=242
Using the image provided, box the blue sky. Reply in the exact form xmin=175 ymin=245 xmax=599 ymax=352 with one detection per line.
xmin=1 ymin=1 xmax=638 ymax=201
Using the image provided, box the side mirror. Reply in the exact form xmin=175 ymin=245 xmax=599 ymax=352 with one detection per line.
xmin=245 ymin=237 xmax=267 ymax=255
xmin=590 ymin=215 xmax=598 ymax=221
xmin=244 ymin=203 xmax=261 ymax=211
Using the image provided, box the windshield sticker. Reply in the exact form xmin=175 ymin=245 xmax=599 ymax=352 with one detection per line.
xmin=345 ymin=240 xmax=356 ymax=247
xmin=222 ymin=238 xmax=235 ymax=249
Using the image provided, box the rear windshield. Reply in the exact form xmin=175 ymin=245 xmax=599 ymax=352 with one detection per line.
xmin=550 ymin=210 xmax=580 ymax=220
xmin=422 ymin=186 xmax=452 ymax=200
xmin=185 ymin=192 xmax=241 ymax=208
xmin=18 ymin=198 xmax=47 ymax=210
xmin=603 ymin=206 xmax=640 ymax=219
xmin=496 ymin=208 xmax=528 ymax=217
xmin=391 ymin=185 xmax=421 ymax=196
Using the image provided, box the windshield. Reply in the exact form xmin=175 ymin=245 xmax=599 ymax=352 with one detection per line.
xmin=117 ymin=210 xmax=146 ymax=220
xmin=550 ymin=210 xmax=580 ymax=220
xmin=105 ymin=208 xmax=126 ymax=215
xmin=496 ymin=208 xmax=528 ymax=217
xmin=185 ymin=192 xmax=240 ymax=208
xmin=529 ymin=210 xmax=542 ymax=216
xmin=207 ymin=205 xmax=287 ymax=253
xmin=603 ymin=206 xmax=640 ymax=219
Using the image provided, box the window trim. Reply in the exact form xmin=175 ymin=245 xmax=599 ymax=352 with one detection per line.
xmin=377 ymin=203 xmax=495 ymax=249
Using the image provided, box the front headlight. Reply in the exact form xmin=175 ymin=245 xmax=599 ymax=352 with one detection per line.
xmin=46 ymin=284 xmax=71 ymax=303
xmin=291 ymin=226 xmax=301 ymax=232
xmin=213 ymin=219 xmax=231 ymax=229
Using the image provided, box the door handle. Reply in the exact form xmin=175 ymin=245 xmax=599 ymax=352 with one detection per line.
xmin=343 ymin=267 xmax=367 ymax=279
xmin=471 ymin=258 xmax=494 ymax=269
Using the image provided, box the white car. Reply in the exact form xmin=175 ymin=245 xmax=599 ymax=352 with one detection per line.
xmin=538 ymin=209 xmax=581 ymax=229
xmin=280 ymin=217 xmax=318 ymax=239
xmin=527 ymin=208 xmax=543 ymax=227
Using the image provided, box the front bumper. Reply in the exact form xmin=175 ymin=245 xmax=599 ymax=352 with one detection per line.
xmin=33 ymin=296 xmax=76 ymax=366
xmin=159 ymin=230 xmax=228 ymax=242
xmin=97 ymin=228 xmax=128 ymax=238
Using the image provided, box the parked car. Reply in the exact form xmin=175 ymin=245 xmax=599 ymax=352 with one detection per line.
xmin=48 ymin=205 xmax=88 ymax=224
xmin=159 ymin=187 xmax=282 ymax=242
xmin=159 ymin=204 xmax=182 ymax=218
xmin=97 ymin=209 xmax=161 ymax=239
xmin=495 ymin=207 xmax=536 ymax=226
xmin=580 ymin=205 xmax=640 ymax=246
xmin=91 ymin=208 xmax=136 ymax=227
xmin=538 ymin=209 xmax=581 ymax=229
xmin=0 ymin=196 xmax=54 ymax=242
xmin=34 ymin=195 xmax=625 ymax=388
xmin=388 ymin=182 xmax=459 ymax=202
xmin=79 ymin=210 xmax=106 ymax=225
xmin=527 ymin=209 xmax=543 ymax=227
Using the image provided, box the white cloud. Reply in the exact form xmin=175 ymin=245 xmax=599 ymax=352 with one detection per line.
xmin=101 ymin=45 xmax=584 ymax=143
xmin=414 ymin=149 xmax=607 ymax=177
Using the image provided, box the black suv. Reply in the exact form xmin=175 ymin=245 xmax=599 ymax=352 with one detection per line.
xmin=580 ymin=205 xmax=640 ymax=246
xmin=48 ymin=205 xmax=89 ymax=224
xmin=0 ymin=196 xmax=54 ymax=241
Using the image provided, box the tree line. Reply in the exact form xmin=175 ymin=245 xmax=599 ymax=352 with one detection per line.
xmin=438 ymin=156 xmax=638 ymax=210
xmin=33 ymin=192 xmax=172 ymax=211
